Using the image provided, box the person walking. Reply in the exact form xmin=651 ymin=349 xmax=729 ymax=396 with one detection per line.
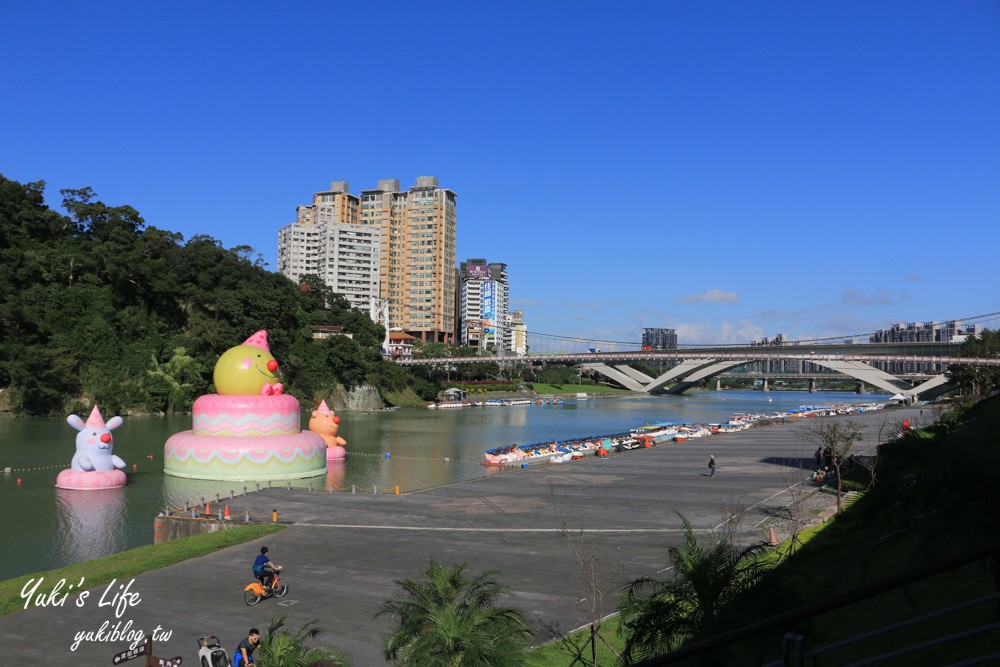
xmin=708 ymin=454 xmax=716 ymax=477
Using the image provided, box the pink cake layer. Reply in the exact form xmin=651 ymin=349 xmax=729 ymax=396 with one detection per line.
xmin=192 ymin=394 xmax=301 ymax=436
xmin=164 ymin=430 xmax=327 ymax=481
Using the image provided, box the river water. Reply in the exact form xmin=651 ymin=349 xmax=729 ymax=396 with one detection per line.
xmin=1 ymin=390 xmax=887 ymax=579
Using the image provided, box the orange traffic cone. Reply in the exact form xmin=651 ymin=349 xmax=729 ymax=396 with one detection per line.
xmin=224 ymin=505 xmax=231 ymax=519
xmin=768 ymin=527 xmax=780 ymax=547
xmin=205 ymin=501 xmax=211 ymax=515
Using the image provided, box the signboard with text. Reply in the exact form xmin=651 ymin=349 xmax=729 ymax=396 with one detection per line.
xmin=467 ymin=264 xmax=489 ymax=280
xmin=481 ymin=281 xmax=496 ymax=334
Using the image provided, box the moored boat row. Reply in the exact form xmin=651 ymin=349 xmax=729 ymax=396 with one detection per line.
xmin=428 ymin=398 xmax=534 ymax=409
xmin=482 ymin=401 xmax=890 ymax=465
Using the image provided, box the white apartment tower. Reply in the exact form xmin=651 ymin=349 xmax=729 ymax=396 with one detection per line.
xmin=279 ymin=177 xmax=457 ymax=343
xmin=277 ymin=181 xmax=380 ymax=312
xmin=458 ymin=259 xmax=510 ymax=353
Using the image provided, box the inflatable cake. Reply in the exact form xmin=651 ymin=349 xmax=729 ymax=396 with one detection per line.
xmin=164 ymin=330 xmax=326 ymax=480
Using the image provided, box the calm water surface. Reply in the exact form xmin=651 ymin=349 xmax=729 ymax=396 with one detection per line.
xmin=1 ymin=390 xmax=887 ymax=578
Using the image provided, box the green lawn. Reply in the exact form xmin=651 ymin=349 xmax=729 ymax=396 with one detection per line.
xmin=526 ymin=617 xmax=626 ymax=666
xmin=2 ymin=524 xmax=284 ymax=617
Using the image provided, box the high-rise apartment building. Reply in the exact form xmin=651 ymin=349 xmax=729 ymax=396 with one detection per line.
xmin=277 ymin=181 xmax=380 ymax=312
xmin=642 ymin=327 xmax=678 ymax=350
xmin=457 ymin=259 xmax=509 ymax=352
xmin=508 ymin=309 xmax=527 ymax=355
xmin=278 ymin=177 xmax=457 ymax=343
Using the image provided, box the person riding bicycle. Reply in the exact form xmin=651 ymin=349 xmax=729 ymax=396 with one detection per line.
xmin=233 ymin=627 xmax=260 ymax=667
xmin=252 ymin=546 xmax=282 ymax=594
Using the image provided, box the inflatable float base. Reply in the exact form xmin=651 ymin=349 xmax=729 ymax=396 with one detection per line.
xmin=55 ymin=469 xmax=127 ymax=490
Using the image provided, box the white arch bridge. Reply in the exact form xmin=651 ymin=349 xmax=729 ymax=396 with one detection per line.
xmin=396 ymin=342 xmax=1000 ymax=399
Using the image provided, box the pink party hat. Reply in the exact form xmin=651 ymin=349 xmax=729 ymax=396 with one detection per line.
xmin=242 ymin=330 xmax=270 ymax=351
xmin=316 ymin=399 xmax=332 ymax=414
xmin=85 ymin=405 xmax=106 ymax=428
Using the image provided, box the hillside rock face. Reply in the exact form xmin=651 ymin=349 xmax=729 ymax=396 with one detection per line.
xmin=326 ymin=384 xmax=384 ymax=412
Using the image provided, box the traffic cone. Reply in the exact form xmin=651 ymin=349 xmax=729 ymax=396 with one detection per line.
xmin=767 ymin=527 xmax=780 ymax=547
xmin=205 ymin=501 xmax=211 ymax=515
xmin=224 ymin=505 xmax=231 ymax=519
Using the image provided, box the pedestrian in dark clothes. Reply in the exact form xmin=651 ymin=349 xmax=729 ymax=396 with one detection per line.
xmin=708 ymin=454 xmax=716 ymax=477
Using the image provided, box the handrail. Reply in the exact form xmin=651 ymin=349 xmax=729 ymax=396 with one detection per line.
xmin=628 ymin=538 xmax=1000 ymax=666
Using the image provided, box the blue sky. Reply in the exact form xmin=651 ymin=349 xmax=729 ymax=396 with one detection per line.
xmin=2 ymin=1 xmax=998 ymax=347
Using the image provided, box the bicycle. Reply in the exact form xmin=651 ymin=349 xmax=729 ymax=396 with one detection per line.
xmin=244 ymin=566 xmax=288 ymax=605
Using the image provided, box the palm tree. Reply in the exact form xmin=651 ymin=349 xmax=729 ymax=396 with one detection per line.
xmin=617 ymin=513 xmax=772 ymax=664
xmin=376 ymin=558 xmax=531 ymax=666
xmin=257 ymin=615 xmax=350 ymax=667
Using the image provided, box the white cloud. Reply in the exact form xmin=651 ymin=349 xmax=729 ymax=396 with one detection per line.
xmin=676 ymin=289 xmax=739 ymax=304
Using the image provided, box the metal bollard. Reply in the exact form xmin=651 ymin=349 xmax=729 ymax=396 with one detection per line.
xmin=217 ymin=510 xmax=223 ymax=521
xmin=328 ymin=485 xmax=333 ymax=493
xmin=243 ymin=486 xmax=247 ymax=496
xmin=308 ymin=483 xmax=313 ymax=492
xmin=215 ymin=493 xmax=220 ymax=503
xmin=164 ymin=507 xmax=171 ymax=516
xmin=374 ymin=485 xmax=378 ymax=495
xmin=230 ymin=490 xmax=234 ymax=500
xmin=191 ymin=509 xmax=196 ymax=518
xmin=267 ymin=480 xmax=272 ymax=489
xmin=244 ymin=511 xmax=251 ymax=523
xmin=286 ymin=481 xmax=291 ymax=491
xmin=352 ymin=485 xmax=356 ymax=494
xmin=255 ymin=483 xmax=260 ymax=492
xmin=183 ymin=501 xmax=189 ymax=511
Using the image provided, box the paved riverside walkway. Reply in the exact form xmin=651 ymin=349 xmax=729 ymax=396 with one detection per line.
xmin=3 ymin=406 xmax=923 ymax=666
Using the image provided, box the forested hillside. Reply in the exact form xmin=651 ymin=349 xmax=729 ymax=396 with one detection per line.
xmin=0 ymin=174 xmax=423 ymax=416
